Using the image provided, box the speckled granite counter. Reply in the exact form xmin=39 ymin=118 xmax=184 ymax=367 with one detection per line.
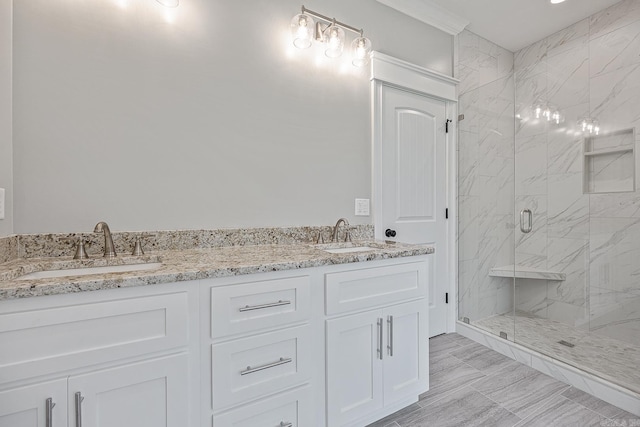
xmin=0 ymin=241 xmax=433 ymax=300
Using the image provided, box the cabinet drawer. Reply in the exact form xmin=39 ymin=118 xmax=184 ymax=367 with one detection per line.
xmin=212 ymin=325 xmax=310 ymax=410
xmin=0 ymin=292 xmax=189 ymax=383
xmin=210 ymin=276 xmax=310 ymax=338
xmin=325 ymin=261 xmax=427 ymax=315
xmin=212 ymin=386 xmax=312 ymax=427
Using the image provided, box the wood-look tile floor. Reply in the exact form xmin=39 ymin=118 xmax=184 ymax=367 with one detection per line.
xmin=365 ymin=333 xmax=639 ymax=427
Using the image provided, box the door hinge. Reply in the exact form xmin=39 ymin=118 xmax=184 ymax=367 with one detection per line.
xmin=445 ymin=119 xmax=452 ymax=133
xmin=445 ymin=293 xmax=449 ymax=304
xmin=445 ymin=208 xmax=449 ymax=219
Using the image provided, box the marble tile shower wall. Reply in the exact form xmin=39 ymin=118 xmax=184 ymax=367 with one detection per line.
xmin=458 ymin=30 xmax=515 ymax=322
xmin=513 ymin=0 xmax=640 ymax=345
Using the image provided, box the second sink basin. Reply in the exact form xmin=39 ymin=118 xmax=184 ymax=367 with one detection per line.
xmin=17 ymin=262 xmax=163 ymax=280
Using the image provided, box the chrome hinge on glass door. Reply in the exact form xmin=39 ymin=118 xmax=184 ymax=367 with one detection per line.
xmin=520 ymin=209 xmax=532 ymax=233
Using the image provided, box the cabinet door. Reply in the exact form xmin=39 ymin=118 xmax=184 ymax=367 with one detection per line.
xmin=0 ymin=379 xmax=66 ymax=427
xmin=212 ymin=386 xmax=312 ymax=427
xmin=383 ymin=300 xmax=428 ymax=405
xmin=68 ymin=354 xmax=189 ymax=427
xmin=326 ymin=310 xmax=383 ymax=427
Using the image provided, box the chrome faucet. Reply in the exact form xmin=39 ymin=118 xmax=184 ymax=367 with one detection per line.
xmin=94 ymin=221 xmax=117 ymax=258
xmin=331 ymin=218 xmax=352 ymax=242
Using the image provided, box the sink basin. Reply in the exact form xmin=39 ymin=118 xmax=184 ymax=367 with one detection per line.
xmin=323 ymin=246 xmax=376 ymax=254
xmin=17 ymin=262 xmax=163 ymax=280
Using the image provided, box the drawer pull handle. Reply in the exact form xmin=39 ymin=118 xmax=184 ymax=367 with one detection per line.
xmin=46 ymin=398 xmax=56 ymax=427
xmin=75 ymin=392 xmax=84 ymax=427
xmin=240 ymin=357 xmax=292 ymax=375
xmin=280 ymin=422 xmax=293 ymax=427
xmin=377 ymin=318 xmax=383 ymax=360
xmin=387 ymin=315 xmax=394 ymax=357
xmin=239 ymin=300 xmax=291 ymax=312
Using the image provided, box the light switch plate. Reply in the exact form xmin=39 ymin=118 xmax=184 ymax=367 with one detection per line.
xmin=0 ymin=188 xmax=4 ymax=220
xmin=355 ymin=198 xmax=370 ymax=216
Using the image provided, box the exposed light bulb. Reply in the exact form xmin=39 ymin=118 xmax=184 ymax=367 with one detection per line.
xmin=351 ymin=36 xmax=371 ymax=67
xmin=291 ymin=13 xmax=314 ymax=49
xmin=323 ymin=25 xmax=345 ymax=58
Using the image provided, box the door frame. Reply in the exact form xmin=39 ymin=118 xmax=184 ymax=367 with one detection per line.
xmin=370 ymin=52 xmax=459 ymax=333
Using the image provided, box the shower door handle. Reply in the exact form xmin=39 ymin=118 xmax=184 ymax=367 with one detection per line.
xmin=520 ymin=209 xmax=532 ymax=233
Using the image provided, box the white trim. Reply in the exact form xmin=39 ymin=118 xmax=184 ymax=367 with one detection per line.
xmin=370 ymin=52 xmax=458 ymax=335
xmin=456 ymin=322 xmax=640 ymax=417
xmin=446 ymin=103 xmax=458 ymax=333
xmin=370 ymin=52 xmax=458 ymax=101
xmin=375 ymin=0 xmax=469 ymax=36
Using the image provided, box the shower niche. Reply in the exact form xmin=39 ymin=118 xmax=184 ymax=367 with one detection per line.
xmin=583 ymin=128 xmax=636 ymax=194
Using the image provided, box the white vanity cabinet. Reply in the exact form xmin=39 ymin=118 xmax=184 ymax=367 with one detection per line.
xmin=0 ymin=252 xmax=431 ymax=427
xmin=0 ymin=283 xmax=196 ymax=427
xmin=203 ymin=274 xmax=314 ymax=427
xmin=325 ymin=261 xmax=429 ymax=427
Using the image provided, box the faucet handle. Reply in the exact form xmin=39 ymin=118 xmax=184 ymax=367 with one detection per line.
xmin=315 ymin=231 xmax=325 ymax=244
xmin=131 ymin=237 xmax=145 ymax=256
xmin=344 ymin=228 xmax=352 ymax=242
xmin=61 ymin=237 xmax=91 ymax=260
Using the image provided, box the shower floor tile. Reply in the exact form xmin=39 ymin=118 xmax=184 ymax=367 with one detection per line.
xmin=473 ymin=312 xmax=640 ymax=395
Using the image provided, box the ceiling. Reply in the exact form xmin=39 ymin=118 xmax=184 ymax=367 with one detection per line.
xmin=424 ymin=0 xmax=623 ymax=51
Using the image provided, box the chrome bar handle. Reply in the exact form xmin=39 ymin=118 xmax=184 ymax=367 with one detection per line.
xmin=74 ymin=392 xmax=84 ymax=427
xmin=377 ymin=318 xmax=383 ymax=360
xmin=46 ymin=398 xmax=56 ymax=427
xmin=520 ymin=209 xmax=532 ymax=233
xmin=387 ymin=315 xmax=394 ymax=357
xmin=240 ymin=357 xmax=292 ymax=375
xmin=239 ymin=300 xmax=291 ymax=312
xmin=280 ymin=422 xmax=293 ymax=427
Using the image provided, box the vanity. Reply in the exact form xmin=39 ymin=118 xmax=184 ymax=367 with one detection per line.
xmin=0 ymin=228 xmax=432 ymax=427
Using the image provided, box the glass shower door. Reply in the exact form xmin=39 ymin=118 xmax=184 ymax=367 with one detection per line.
xmin=457 ymin=73 xmax=516 ymax=342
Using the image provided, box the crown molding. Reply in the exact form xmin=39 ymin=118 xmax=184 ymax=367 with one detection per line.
xmin=370 ymin=51 xmax=458 ymax=101
xmin=376 ymin=0 xmax=469 ymax=35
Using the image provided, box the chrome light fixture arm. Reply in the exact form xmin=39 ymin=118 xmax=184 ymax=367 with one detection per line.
xmin=300 ymin=5 xmax=364 ymax=36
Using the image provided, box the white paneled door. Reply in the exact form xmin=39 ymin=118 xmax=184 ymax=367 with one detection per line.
xmin=377 ymin=84 xmax=448 ymax=337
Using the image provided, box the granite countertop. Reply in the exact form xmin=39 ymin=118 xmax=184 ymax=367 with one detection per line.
xmin=0 ymin=241 xmax=434 ymax=300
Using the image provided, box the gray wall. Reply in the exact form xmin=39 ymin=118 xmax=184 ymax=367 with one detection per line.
xmin=12 ymin=0 xmax=453 ymax=234
xmin=0 ymin=1 xmax=12 ymax=237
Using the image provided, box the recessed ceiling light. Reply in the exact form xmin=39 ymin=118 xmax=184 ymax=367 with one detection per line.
xmin=550 ymin=0 xmax=566 ymax=3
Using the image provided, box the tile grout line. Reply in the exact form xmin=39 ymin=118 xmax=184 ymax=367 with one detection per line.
xmin=418 ymin=354 xmax=488 ymax=409
xmin=561 ymin=392 xmax=624 ymax=421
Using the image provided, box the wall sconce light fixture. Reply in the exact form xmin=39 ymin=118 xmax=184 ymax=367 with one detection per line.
xmin=290 ymin=5 xmax=372 ymax=67
xmin=156 ymin=0 xmax=178 ymax=7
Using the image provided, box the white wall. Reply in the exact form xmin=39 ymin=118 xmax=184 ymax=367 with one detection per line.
xmin=0 ymin=1 xmax=12 ymax=237
xmin=12 ymin=0 xmax=453 ymax=234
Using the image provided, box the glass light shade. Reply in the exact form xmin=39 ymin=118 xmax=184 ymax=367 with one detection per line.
xmin=323 ymin=25 xmax=345 ymax=58
xmin=351 ymin=37 xmax=372 ymax=67
xmin=291 ymin=14 xmax=315 ymax=49
xmin=156 ymin=0 xmax=178 ymax=7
